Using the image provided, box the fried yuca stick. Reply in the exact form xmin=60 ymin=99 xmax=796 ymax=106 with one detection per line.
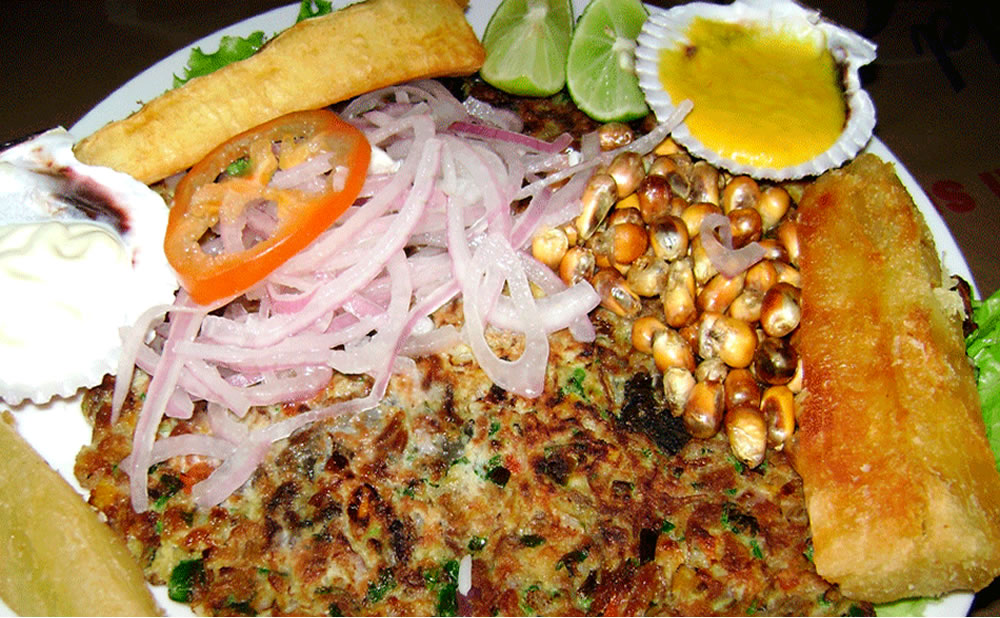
xmin=793 ymin=154 xmax=1000 ymax=602
xmin=73 ymin=0 xmax=484 ymax=184
xmin=0 ymin=413 xmax=160 ymax=616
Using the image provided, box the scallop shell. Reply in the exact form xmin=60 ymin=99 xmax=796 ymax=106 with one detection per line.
xmin=635 ymin=0 xmax=877 ymax=180
xmin=0 ymin=128 xmax=178 ymax=405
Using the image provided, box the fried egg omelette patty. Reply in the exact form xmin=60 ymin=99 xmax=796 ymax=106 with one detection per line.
xmin=75 ymin=297 xmax=870 ymax=616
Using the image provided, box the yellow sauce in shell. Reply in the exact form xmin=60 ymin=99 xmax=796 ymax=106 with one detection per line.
xmin=659 ymin=18 xmax=846 ymax=169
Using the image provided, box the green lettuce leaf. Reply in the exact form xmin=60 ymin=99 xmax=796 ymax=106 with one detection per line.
xmin=297 ymin=0 xmax=334 ymax=22
xmin=967 ymin=287 xmax=1000 ymax=472
xmin=875 ymin=597 xmax=929 ymax=617
xmin=171 ymin=0 xmax=334 ymax=89
xmin=172 ymin=31 xmax=266 ymax=88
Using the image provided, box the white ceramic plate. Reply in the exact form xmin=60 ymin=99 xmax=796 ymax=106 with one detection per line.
xmin=4 ymin=1 xmax=977 ymax=616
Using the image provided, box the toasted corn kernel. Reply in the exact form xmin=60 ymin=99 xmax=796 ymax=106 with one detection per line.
xmin=611 ymin=222 xmax=648 ymax=265
xmin=668 ymin=150 xmax=693 ymax=171
xmin=697 ymin=272 xmax=746 ymax=314
xmin=648 ymin=216 xmax=689 ymax=262
xmin=608 ymin=151 xmax=645 ymax=199
xmin=690 ymin=235 xmax=718 ymax=285
xmin=632 ymin=315 xmax=668 ymax=354
xmin=754 ymin=336 xmax=798 ymax=385
xmin=587 ymin=229 xmax=613 ymax=270
xmin=678 ymin=322 xmax=700 ymax=353
xmin=662 ymin=285 xmax=697 ymax=329
xmin=560 ymin=221 xmax=579 ymax=247
xmin=637 ymin=174 xmax=673 ymax=225
xmin=777 ymin=219 xmax=800 ymax=265
xmin=652 ymin=328 xmax=696 ymax=372
xmin=558 ymin=246 xmax=596 ymax=286
xmin=669 ymin=196 xmax=689 ymax=218
xmin=576 ymin=173 xmax=617 ymax=241
xmin=728 ymin=207 xmax=763 ymax=249
xmin=689 ymin=161 xmax=721 ymax=205
xmin=724 ymin=368 xmax=762 ymax=411
xmin=745 ymin=260 xmax=779 ymax=293
xmin=647 ymin=155 xmax=679 ymax=178
xmin=607 ymin=207 xmax=644 ymax=227
xmin=627 ymin=255 xmax=670 ymax=297
xmin=757 ymin=186 xmax=791 ymax=230
xmin=761 ymin=385 xmax=796 ymax=450
xmin=531 ymin=227 xmax=569 ymax=270
xmin=598 ymin=122 xmax=634 ymax=151
xmin=683 ymin=379 xmax=725 ymax=438
xmin=721 ymin=176 xmax=761 ymax=214
xmin=680 ymin=202 xmax=723 ymax=239
xmin=648 ymin=156 xmax=692 ymax=201
xmin=757 ymin=239 xmax=789 ymax=262
xmin=616 ymin=192 xmax=640 ymax=212
xmin=699 ymin=312 xmax=757 ymax=369
xmin=592 ymin=268 xmax=640 ymax=317
xmin=773 ymin=260 xmax=801 ymax=288
xmin=653 ymin=136 xmax=681 ymax=156
xmin=728 ymin=287 xmax=763 ymax=323
xmin=760 ymin=282 xmax=801 ymax=338
xmin=786 ymin=357 xmax=804 ymax=394
xmin=662 ymin=258 xmax=697 ymax=328
xmin=725 ymin=404 xmax=767 ymax=468
xmin=664 ymin=367 xmax=696 ymax=417
xmin=696 ymin=357 xmax=729 ymax=384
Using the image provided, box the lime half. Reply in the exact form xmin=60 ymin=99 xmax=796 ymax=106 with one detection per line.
xmin=566 ymin=0 xmax=649 ymax=122
xmin=480 ymin=0 xmax=573 ymax=97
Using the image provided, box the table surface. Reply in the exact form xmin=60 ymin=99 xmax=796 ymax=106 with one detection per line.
xmin=1 ymin=1 xmax=998 ymax=615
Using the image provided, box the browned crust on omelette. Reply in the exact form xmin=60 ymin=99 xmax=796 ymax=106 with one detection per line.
xmin=72 ymin=0 xmax=484 ymax=184
xmin=793 ymin=153 xmax=1000 ymax=602
xmin=75 ymin=302 xmax=871 ymax=616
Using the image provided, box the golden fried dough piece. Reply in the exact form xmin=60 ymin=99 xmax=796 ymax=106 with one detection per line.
xmin=73 ymin=0 xmax=484 ymax=184
xmin=792 ymin=153 xmax=1000 ymax=603
xmin=0 ymin=413 xmax=160 ymax=615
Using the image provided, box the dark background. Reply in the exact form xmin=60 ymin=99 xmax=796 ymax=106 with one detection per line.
xmin=1 ymin=1 xmax=997 ymax=614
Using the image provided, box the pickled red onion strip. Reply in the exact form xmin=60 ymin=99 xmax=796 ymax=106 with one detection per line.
xmin=448 ymin=121 xmax=573 ymax=154
xmin=112 ymin=303 xmax=173 ymax=423
xmin=119 ymin=80 xmax=692 ymax=511
xmin=128 ymin=303 xmax=204 ymax=513
xmin=699 ymin=212 xmax=766 ymax=277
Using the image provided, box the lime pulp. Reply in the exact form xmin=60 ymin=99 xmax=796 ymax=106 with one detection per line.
xmin=566 ymin=0 xmax=650 ymax=123
xmin=480 ymin=0 xmax=573 ymax=97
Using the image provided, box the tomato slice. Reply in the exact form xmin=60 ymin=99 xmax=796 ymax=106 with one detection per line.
xmin=165 ymin=109 xmax=371 ymax=305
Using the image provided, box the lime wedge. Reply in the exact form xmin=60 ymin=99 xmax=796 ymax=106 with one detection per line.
xmin=566 ymin=0 xmax=649 ymax=122
xmin=480 ymin=0 xmax=573 ymax=97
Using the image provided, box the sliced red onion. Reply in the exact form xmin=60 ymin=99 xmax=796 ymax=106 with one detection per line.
xmin=117 ymin=80 xmax=687 ymax=509
xmin=462 ymin=96 xmax=523 ymax=133
xmin=699 ymin=213 xmax=766 ymax=277
xmin=207 ymin=402 xmax=248 ymax=443
xmin=190 ymin=437 xmax=273 ymax=507
xmin=113 ymin=303 xmax=172 ymax=423
xmin=448 ymin=121 xmax=572 ymax=154
xmin=514 ymin=99 xmax=693 ymax=201
xmin=128 ymin=433 xmax=235 ymax=470
xmin=128 ymin=303 xmax=204 ymax=512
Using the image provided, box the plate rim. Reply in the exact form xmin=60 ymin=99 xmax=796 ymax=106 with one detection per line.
xmin=8 ymin=2 xmax=973 ymax=617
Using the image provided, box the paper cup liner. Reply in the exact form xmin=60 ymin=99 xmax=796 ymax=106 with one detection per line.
xmin=636 ymin=0 xmax=877 ymax=181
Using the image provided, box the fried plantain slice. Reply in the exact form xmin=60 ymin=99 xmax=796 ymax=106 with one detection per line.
xmin=73 ymin=0 xmax=484 ymax=184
